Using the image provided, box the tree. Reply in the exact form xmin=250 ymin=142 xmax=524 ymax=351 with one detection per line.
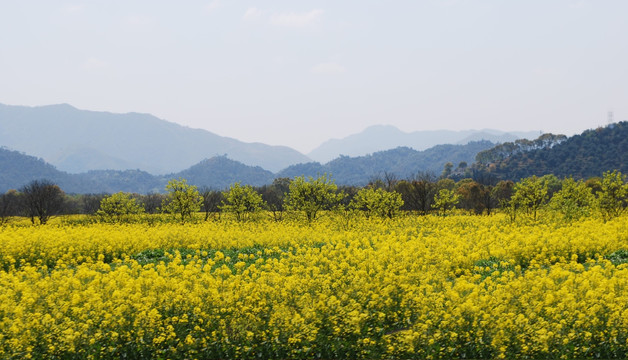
xmin=441 ymin=162 xmax=454 ymax=178
xmin=597 ymin=170 xmax=627 ymax=221
xmin=352 ymin=188 xmax=404 ymax=219
xmin=549 ymin=177 xmax=594 ymax=221
xmin=510 ymin=176 xmax=548 ymax=222
xmin=432 ymin=188 xmax=460 ymax=216
xmin=285 ymin=174 xmax=344 ymax=222
xmin=96 ymin=192 xmax=145 ymax=223
xmin=258 ymin=178 xmax=291 ymax=222
xmin=162 ymin=178 xmax=203 ymax=223
xmin=0 ymin=190 xmax=21 ymax=225
xmin=80 ymin=194 xmax=106 ymax=215
xmin=20 ymin=179 xmax=65 ymax=225
xmin=456 ymin=180 xmax=494 ymax=215
xmin=493 ymin=180 xmax=515 ymax=221
xmin=199 ymin=187 xmax=224 ymax=221
xmin=539 ymin=174 xmax=562 ymax=198
xmin=395 ymin=172 xmax=436 ymax=215
xmin=221 ymin=182 xmax=265 ymax=221
xmin=141 ymin=193 xmax=165 ymax=214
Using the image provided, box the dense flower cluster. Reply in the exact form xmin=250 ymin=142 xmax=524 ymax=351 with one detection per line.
xmin=0 ymin=214 xmax=627 ymax=359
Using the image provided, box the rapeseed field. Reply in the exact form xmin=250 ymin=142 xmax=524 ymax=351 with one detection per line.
xmin=1 ymin=213 xmax=627 ymax=359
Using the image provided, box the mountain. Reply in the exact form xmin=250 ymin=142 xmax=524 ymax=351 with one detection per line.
xmin=172 ymin=156 xmax=275 ymax=189
xmin=0 ymin=147 xmax=98 ymax=193
xmin=1 ymin=139 xmax=495 ymax=193
xmin=475 ymin=122 xmax=628 ymax=180
xmin=280 ymin=140 xmax=496 ymax=185
xmin=0 ymin=103 xmax=310 ymax=174
xmin=0 ymin=147 xmax=275 ymax=194
xmin=307 ymin=125 xmax=539 ymax=163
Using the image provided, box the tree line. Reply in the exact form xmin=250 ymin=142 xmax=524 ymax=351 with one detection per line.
xmin=1 ymin=170 xmax=626 ymax=226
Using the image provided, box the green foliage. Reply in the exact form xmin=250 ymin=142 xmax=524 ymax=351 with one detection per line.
xmin=597 ymin=170 xmax=627 ymax=221
xmin=285 ymin=174 xmax=345 ymax=222
xmin=96 ymin=192 xmax=145 ymax=223
xmin=510 ymin=176 xmax=548 ymax=222
xmin=352 ymin=188 xmax=404 ymax=219
xmin=606 ymin=249 xmax=628 ymax=266
xmin=278 ymin=142 xmax=495 ymax=186
xmin=162 ymin=178 xmax=203 ymax=223
xmin=432 ymin=189 xmax=460 ymax=216
xmin=221 ymin=182 xmax=265 ymax=221
xmin=475 ymin=122 xmax=628 ymax=181
xmin=549 ymin=178 xmax=594 ymax=221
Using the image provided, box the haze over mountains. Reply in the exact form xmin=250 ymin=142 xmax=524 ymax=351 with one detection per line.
xmin=0 ymin=103 xmax=539 ymax=176
xmin=308 ymin=125 xmax=540 ymax=163
xmin=7 ymin=102 xmax=599 ymax=193
xmin=0 ymin=103 xmax=309 ymax=174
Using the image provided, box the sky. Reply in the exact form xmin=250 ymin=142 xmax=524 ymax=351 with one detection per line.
xmin=1 ymin=1 xmax=627 ymax=153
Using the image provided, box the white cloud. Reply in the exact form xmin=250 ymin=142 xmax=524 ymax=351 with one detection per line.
xmin=270 ymin=9 xmax=323 ymax=28
xmin=243 ymin=7 xmax=263 ymax=21
xmin=310 ymin=62 xmax=345 ymax=75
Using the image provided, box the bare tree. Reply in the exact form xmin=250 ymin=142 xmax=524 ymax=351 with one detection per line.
xmin=141 ymin=193 xmax=166 ymax=214
xmin=199 ymin=187 xmax=224 ymax=221
xmin=0 ymin=190 xmax=21 ymax=225
xmin=20 ymin=179 xmax=65 ymax=224
xmin=80 ymin=194 xmax=107 ymax=215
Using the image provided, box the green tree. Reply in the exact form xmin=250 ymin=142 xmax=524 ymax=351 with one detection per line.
xmin=162 ymin=178 xmax=203 ymax=223
xmin=432 ymin=188 xmax=460 ymax=216
xmin=597 ymin=170 xmax=627 ymax=221
xmin=96 ymin=192 xmax=145 ymax=223
xmin=221 ymin=182 xmax=265 ymax=221
xmin=510 ymin=176 xmax=548 ymax=222
xmin=441 ymin=162 xmax=454 ymax=178
xmin=285 ymin=174 xmax=344 ymax=222
xmin=549 ymin=177 xmax=595 ymax=221
xmin=352 ymin=188 xmax=404 ymax=219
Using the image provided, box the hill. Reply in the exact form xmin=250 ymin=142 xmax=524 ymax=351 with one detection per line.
xmin=307 ymin=125 xmax=538 ymax=163
xmin=280 ymin=141 xmax=496 ymax=185
xmin=0 ymin=147 xmax=275 ymax=194
xmin=475 ymin=122 xmax=628 ymax=180
xmin=0 ymin=147 xmax=99 ymax=193
xmin=0 ymin=103 xmax=310 ymax=174
xmin=172 ymin=156 xmax=275 ymax=189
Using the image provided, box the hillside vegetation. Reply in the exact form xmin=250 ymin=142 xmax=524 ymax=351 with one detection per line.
xmin=475 ymin=122 xmax=628 ymax=180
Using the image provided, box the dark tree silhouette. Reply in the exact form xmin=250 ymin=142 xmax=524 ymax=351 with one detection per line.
xmin=20 ymin=179 xmax=65 ymax=224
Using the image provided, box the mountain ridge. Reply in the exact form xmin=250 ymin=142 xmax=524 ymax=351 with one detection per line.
xmin=0 ymin=103 xmax=310 ymax=174
xmin=307 ymin=124 xmax=540 ymax=163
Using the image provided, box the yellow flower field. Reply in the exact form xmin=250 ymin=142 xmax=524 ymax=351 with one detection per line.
xmin=0 ymin=213 xmax=627 ymax=359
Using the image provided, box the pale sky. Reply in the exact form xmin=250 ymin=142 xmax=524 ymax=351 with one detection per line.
xmin=1 ymin=1 xmax=627 ymax=153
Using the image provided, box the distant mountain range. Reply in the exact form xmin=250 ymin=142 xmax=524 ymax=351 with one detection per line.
xmin=2 ymin=112 xmax=625 ymax=193
xmin=0 ymin=103 xmax=540 ymax=175
xmin=0 ymin=148 xmax=275 ymax=193
xmin=280 ymin=141 xmax=496 ymax=185
xmin=11 ymin=102 xmax=616 ymax=194
xmin=0 ymin=103 xmax=309 ymax=174
xmin=0 ymin=140 xmax=494 ymax=193
xmin=307 ymin=124 xmax=540 ymax=163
